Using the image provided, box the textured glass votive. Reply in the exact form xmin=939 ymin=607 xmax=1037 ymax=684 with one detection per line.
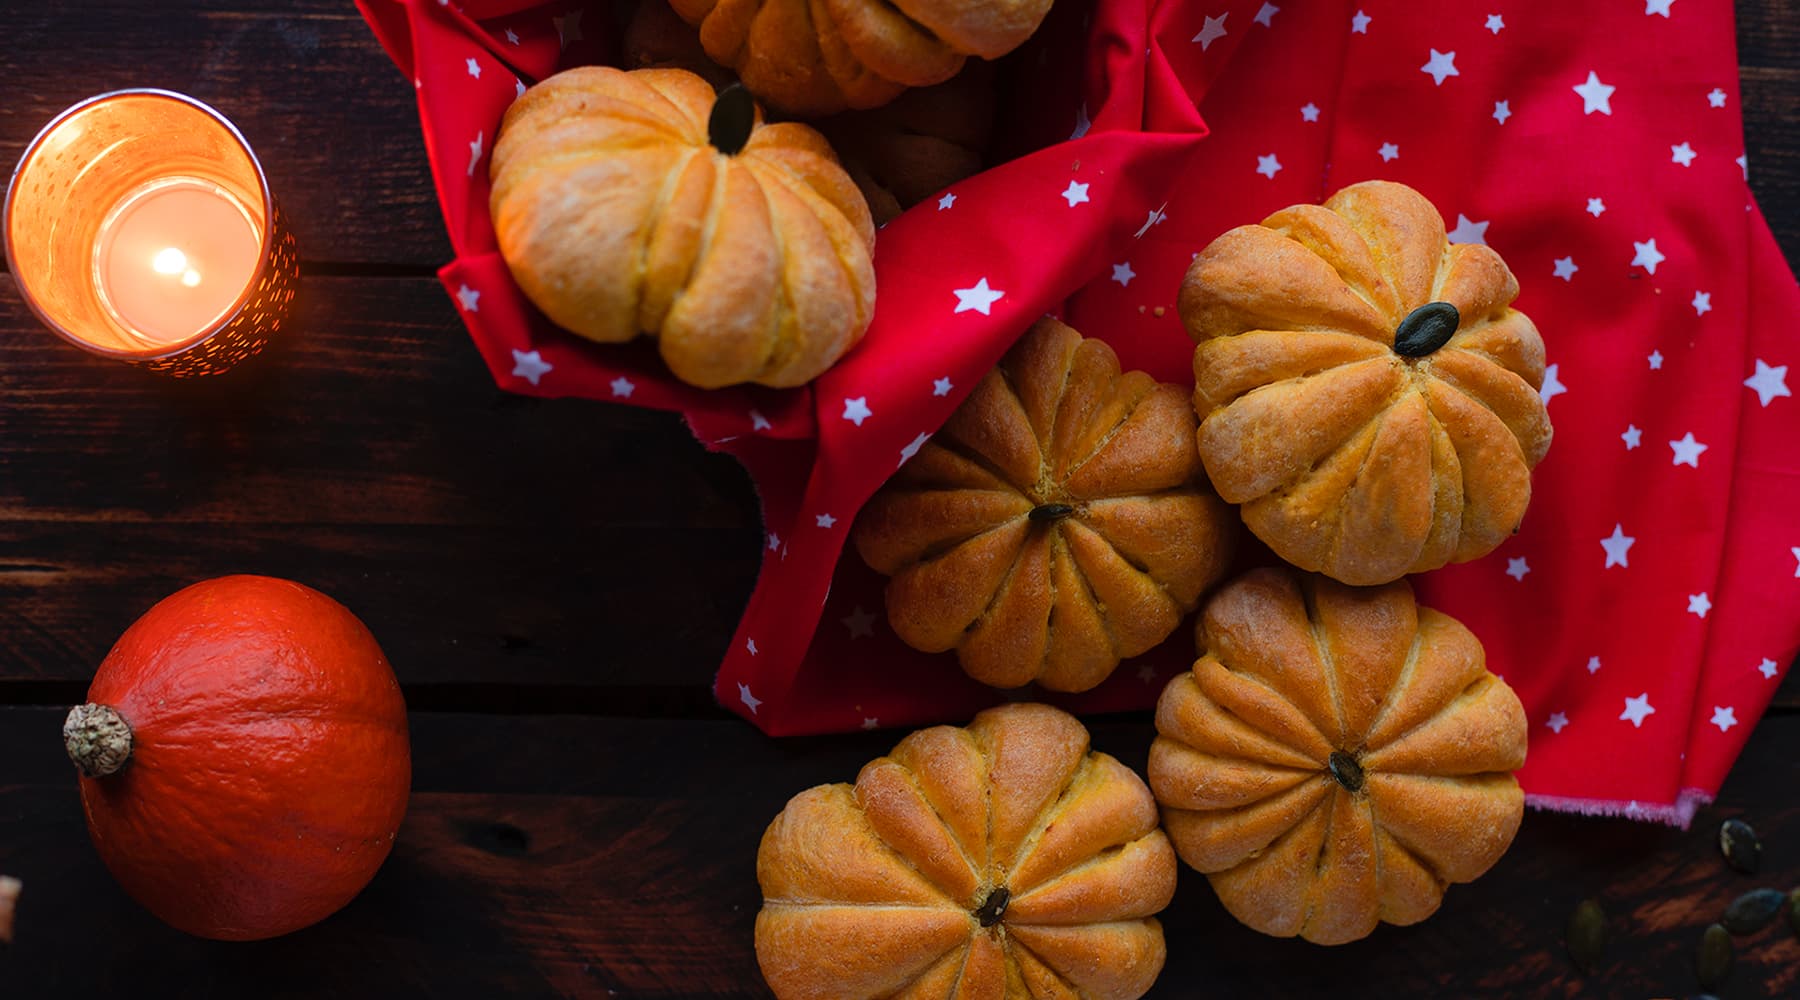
xmin=5 ymin=90 xmax=298 ymax=377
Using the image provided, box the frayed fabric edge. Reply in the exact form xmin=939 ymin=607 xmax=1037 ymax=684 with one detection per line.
xmin=1525 ymin=789 xmax=1715 ymax=829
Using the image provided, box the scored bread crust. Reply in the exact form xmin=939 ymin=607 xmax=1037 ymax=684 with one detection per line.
xmin=853 ymin=317 xmax=1235 ymax=693
xmin=490 ymin=66 xmax=875 ymax=389
xmin=1179 ymin=180 xmax=1552 ymax=586
xmin=1148 ymin=567 xmax=1529 ymax=945
xmin=756 ymin=703 xmax=1176 ymax=999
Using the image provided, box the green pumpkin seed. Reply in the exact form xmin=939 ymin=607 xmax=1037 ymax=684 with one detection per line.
xmin=1566 ymin=898 xmax=1606 ymax=973
xmin=1696 ymin=923 xmax=1732 ymax=989
xmin=1718 ymin=818 xmax=1761 ymax=874
xmin=1722 ymin=887 xmax=1788 ymax=935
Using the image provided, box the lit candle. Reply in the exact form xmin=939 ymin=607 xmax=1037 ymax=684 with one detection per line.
xmin=6 ymin=90 xmax=297 ymax=376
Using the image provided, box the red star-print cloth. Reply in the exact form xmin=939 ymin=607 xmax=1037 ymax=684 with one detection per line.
xmin=360 ymin=0 xmax=1798 ymax=825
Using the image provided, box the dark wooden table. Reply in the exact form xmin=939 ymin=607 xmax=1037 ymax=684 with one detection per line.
xmin=2 ymin=3 xmax=1795 ymax=997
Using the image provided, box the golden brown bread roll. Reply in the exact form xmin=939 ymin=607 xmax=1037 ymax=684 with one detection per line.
xmin=1180 ymin=180 xmax=1552 ymax=585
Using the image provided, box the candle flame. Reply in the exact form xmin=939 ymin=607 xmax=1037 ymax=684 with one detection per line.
xmin=152 ymin=247 xmax=187 ymax=275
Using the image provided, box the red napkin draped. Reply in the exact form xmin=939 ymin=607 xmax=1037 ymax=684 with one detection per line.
xmin=359 ymin=0 xmax=1799 ymax=825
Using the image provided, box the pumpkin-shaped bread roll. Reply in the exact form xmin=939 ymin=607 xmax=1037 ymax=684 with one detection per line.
xmin=1149 ymin=567 xmax=1529 ymax=945
xmin=1180 ymin=180 xmax=1552 ymax=585
xmin=669 ymin=0 xmax=1052 ymax=116
xmin=756 ymin=703 xmax=1176 ymax=999
xmin=491 ymin=67 xmax=875 ymax=389
xmin=853 ymin=317 xmax=1234 ymax=692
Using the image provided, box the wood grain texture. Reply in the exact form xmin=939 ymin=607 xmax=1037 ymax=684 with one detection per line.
xmin=1 ymin=1 xmax=449 ymax=268
xmin=1 ymin=707 xmax=1796 ymax=998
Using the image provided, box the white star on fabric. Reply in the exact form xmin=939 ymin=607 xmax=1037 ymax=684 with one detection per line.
xmin=1671 ymin=142 xmax=1697 ymax=167
xmin=1540 ymin=363 xmax=1567 ymax=404
xmin=510 ymin=349 xmax=552 ymax=385
xmin=1708 ymin=88 xmax=1728 ymax=108
xmin=1301 ymin=102 xmax=1321 ymax=122
xmin=1486 ymin=13 xmax=1505 ymax=33
xmin=1759 ymin=658 xmax=1780 ymax=679
xmin=746 ymin=638 xmax=759 ymax=655
xmin=1632 ymin=238 xmax=1665 ymax=274
xmin=1378 ymin=142 xmax=1400 ymax=162
xmin=842 ymin=606 xmax=877 ymax=639
xmin=767 ymin=532 xmax=781 ymax=551
xmin=1493 ymin=100 xmax=1512 ymax=124
xmin=1744 ymin=359 xmax=1790 ymax=406
xmin=455 ymin=284 xmax=480 ymax=312
xmin=1447 ymin=214 xmax=1489 ymax=245
xmin=1193 ymin=12 xmax=1229 ymax=49
xmin=1421 ymin=49 xmax=1459 ymax=86
xmin=505 ymin=28 xmax=520 ymax=45
xmin=750 ymin=409 xmax=772 ymax=431
xmin=842 ymin=397 xmax=872 ymax=426
xmin=1692 ymin=291 xmax=1712 ymax=315
xmin=515 ymin=79 xmax=526 ymax=100
xmin=933 ymin=377 xmax=954 ymax=397
xmin=1256 ymin=154 xmax=1282 ymax=179
xmin=815 ymin=513 xmax=837 ymax=529
xmin=1601 ymin=524 xmax=1635 ymax=568
xmin=1112 ymin=262 xmax=1136 ymax=287
xmin=738 ymin=682 xmax=761 ymax=712
xmin=1255 ymin=3 xmax=1279 ymax=26
xmin=1736 ymin=153 xmax=1749 ymax=180
xmin=1506 ymin=557 xmax=1530 ymax=581
xmin=466 ymin=57 xmax=481 ymax=79
xmin=899 ymin=432 xmax=930 ymax=467
xmin=467 ymin=131 xmax=484 ymax=177
xmin=1620 ymin=694 xmax=1656 ymax=727
xmin=1062 ymin=181 xmax=1090 ymax=207
xmin=1669 ymin=432 xmax=1708 ymax=467
xmin=1553 ymin=256 xmax=1578 ymax=281
xmin=610 ymin=376 xmax=635 ymax=398
xmin=1792 ymin=546 xmax=1800 ymax=577
xmin=1622 ymin=424 xmax=1642 ymax=449
xmin=1687 ymin=592 xmax=1712 ymax=617
xmin=1574 ymin=71 xmax=1616 ymax=115
xmin=1645 ymin=0 xmax=1675 ymax=15
xmin=1546 ymin=712 xmax=1569 ymax=733
xmin=556 ymin=8 xmax=583 ymax=46
xmin=1070 ymin=103 xmax=1090 ymax=140
xmin=938 ymin=192 xmax=956 ymax=210
xmin=862 ymin=717 xmax=880 ymax=730
xmin=953 ymin=278 xmax=1005 ymax=315
xmin=1588 ymin=656 xmax=1603 ymax=674
xmin=1587 ymin=197 xmax=1607 ymax=217
xmin=1710 ymin=706 xmax=1737 ymax=732
xmin=1351 ymin=10 xmax=1371 ymax=33
xmin=1648 ymin=350 xmax=1664 ymax=370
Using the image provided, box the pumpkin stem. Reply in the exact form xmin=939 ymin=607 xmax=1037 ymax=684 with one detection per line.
xmin=63 ymin=703 xmax=133 ymax=778
xmin=707 ymin=83 xmax=755 ymax=156
xmin=0 ymin=875 xmax=18 ymax=945
xmin=973 ymin=886 xmax=1011 ymax=927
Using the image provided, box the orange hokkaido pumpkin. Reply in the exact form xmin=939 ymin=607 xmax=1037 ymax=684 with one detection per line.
xmin=62 ymin=575 xmax=410 ymax=941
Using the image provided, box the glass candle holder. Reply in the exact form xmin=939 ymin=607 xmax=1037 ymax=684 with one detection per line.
xmin=5 ymin=90 xmax=298 ymax=377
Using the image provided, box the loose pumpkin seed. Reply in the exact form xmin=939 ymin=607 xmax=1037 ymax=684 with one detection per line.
xmin=1788 ymin=888 xmax=1799 ymax=937
xmin=1696 ymin=923 xmax=1732 ymax=990
xmin=1722 ymin=887 xmax=1788 ymax=935
xmin=1718 ymin=818 xmax=1761 ymax=874
xmin=1566 ymin=898 xmax=1606 ymax=973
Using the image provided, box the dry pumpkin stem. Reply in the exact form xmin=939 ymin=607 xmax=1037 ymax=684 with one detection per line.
xmin=62 ymin=703 xmax=133 ymax=778
xmin=706 ymin=83 xmax=755 ymax=155
xmin=0 ymin=875 xmax=18 ymax=945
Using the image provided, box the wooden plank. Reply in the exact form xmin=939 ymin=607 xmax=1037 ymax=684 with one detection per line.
xmin=2 ymin=2 xmax=449 ymax=268
xmin=0 ymin=707 xmax=1796 ymax=997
